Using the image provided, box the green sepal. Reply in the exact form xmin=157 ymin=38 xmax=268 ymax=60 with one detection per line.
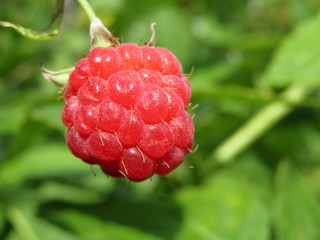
xmin=41 ymin=66 xmax=74 ymax=87
xmin=90 ymin=18 xmax=119 ymax=48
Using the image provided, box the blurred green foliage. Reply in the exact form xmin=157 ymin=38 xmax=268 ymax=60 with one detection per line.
xmin=1 ymin=0 xmax=320 ymax=239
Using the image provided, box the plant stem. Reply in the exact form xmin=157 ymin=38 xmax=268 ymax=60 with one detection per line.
xmin=77 ymin=0 xmax=97 ymax=22
xmin=211 ymin=84 xmax=310 ymax=163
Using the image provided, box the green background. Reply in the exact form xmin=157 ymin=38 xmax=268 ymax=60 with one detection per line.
xmin=1 ymin=0 xmax=320 ymax=239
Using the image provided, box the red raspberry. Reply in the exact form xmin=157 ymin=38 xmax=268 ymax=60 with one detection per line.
xmin=62 ymin=43 xmax=194 ymax=182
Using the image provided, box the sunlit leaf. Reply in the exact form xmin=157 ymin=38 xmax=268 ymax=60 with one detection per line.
xmin=261 ymin=12 xmax=320 ymax=87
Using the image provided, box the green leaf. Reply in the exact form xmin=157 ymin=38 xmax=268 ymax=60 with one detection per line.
xmin=37 ymin=181 xmax=103 ymax=204
xmin=7 ymin=205 xmax=40 ymax=240
xmin=261 ymin=12 xmax=320 ymax=87
xmin=0 ymin=204 xmax=4 ymax=236
xmin=0 ymin=0 xmax=64 ymax=40
xmin=274 ymin=161 xmax=320 ymax=240
xmin=192 ymin=14 xmax=238 ymax=48
xmin=7 ymin=205 xmax=78 ymax=240
xmin=307 ymin=166 xmax=320 ymax=197
xmin=176 ymin=175 xmax=270 ymax=240
xmin=5 ymin=231 xmax=23 ymax=240
xmin=50 ymin=210 xmax=161 ymax=240
xmin=31 ymin=101 xmax=65 ymax=132
xmin=31 ymin=219 xmax=78 ymax=240
xmin=192 ymin=61 xmax=241 ymax=90
xmin=263 ymin=123 xmax=320 ymax=164
xmin=0 ymin=103 xmax=28 ymax=134
xmin=42 ymin=190 xmax=183 ymax=240
xmin=0 ymin=143 xmax=91 ymax=187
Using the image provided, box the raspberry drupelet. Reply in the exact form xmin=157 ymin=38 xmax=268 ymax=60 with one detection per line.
xmin=62 ymin=43 xmax=194 ymax=181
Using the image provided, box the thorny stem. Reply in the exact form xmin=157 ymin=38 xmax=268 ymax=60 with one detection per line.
xmin=211 ymin=84 xmax=310 ymax=163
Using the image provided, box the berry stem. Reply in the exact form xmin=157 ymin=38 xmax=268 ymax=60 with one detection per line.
xmin=147 ymin=23 xmax=157 ymax=47
xmin=77 ymin=0 xmax=97 ymax=22
xmin=212 ymin=84 xmax=310 ymax=163
xmin=77 ymin=0 xmax=118 ymax=47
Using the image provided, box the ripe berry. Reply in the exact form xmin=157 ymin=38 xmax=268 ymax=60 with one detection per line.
xmin=62 ymin=43 xmax=194 ymax=182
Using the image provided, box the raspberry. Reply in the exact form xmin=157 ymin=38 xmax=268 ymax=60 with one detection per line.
xmin=62 ymin=43 xmax=194 ymax=182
